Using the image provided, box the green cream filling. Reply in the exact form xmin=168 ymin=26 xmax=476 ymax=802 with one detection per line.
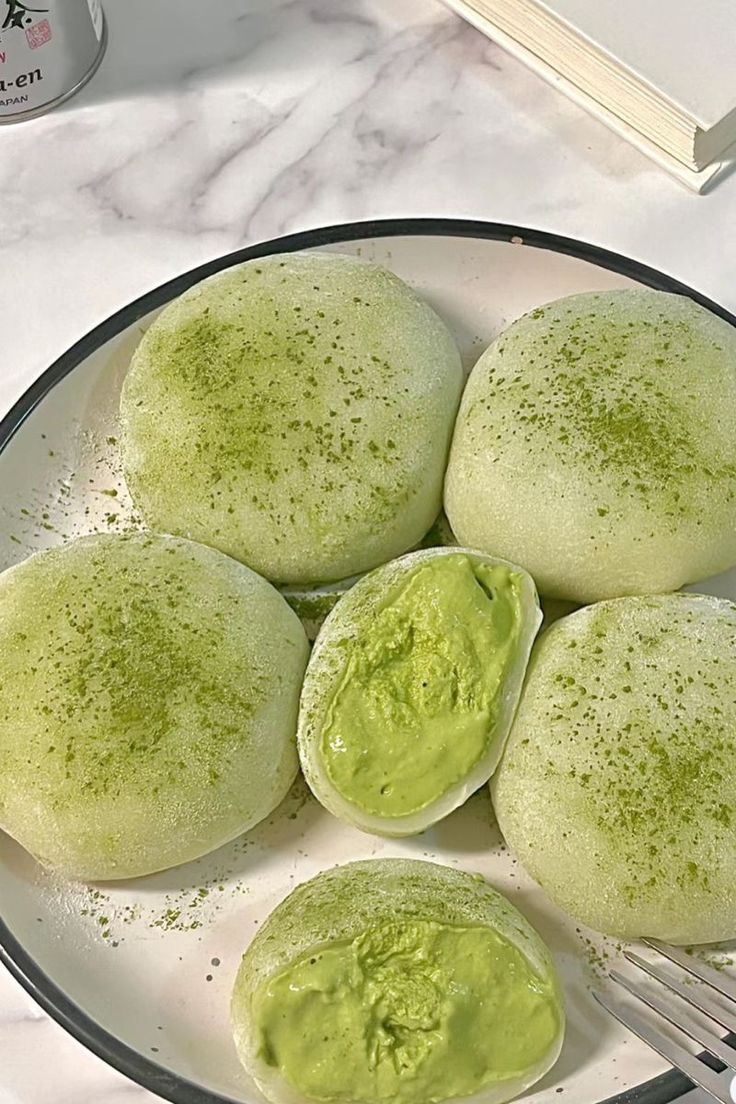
xmin=320 ymin=555 xmax=523 ymax=817
xmin=252 ymin=918 xmax=560 ymax=1104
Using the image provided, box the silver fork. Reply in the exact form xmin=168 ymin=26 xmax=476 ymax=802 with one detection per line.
xmin=594 ymin=939 xmax=736 ymax=1104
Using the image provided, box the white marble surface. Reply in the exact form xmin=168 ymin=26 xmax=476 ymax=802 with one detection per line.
xmin=2 ymin=0 xmax=736 ymax=1101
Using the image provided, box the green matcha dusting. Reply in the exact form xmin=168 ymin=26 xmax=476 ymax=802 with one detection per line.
xmin=5 ymin=427 xmax=137 ymax=570
xmin=64 ymin=776 xmax=314 ymax=944
xmin=4 ymin=539 xmax=259 ymax=808
xmin=0 ymin=530 xmax=308 ymax=880
xmin=470 ymin=292 xmax=736 ymax=524
xmin=142 ymin=308 xmax=401 ymax=517
xmin=574 ymin=930 xmax=621 ymax=980
xmin=73 ymin=885 xmax=139 ymax=946
xmin=119 ymin=254 xmax=462 ymax=583
xmin=686 ymin=947 xmax=735 ymax=973
xmin=73 ymin=879 xmax=239 ymax=943
xmin=495 ymin=593 xmax=736 ymax=943
xmin=542 ymin=604 xmax=735 ymax=904
xmin=149 ymin=882 xmax=244 ymax=934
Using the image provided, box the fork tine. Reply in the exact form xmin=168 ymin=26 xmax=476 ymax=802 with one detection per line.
xmin=643 ymin=940 xmax=736 ymax=1006
xmin=594 ymin=989 xmax=735 ymax=1104
xmin=625 ymin=950 xmax=736 ymax=1036
xmin=610 ymin=969 xmax=736 ymax=1071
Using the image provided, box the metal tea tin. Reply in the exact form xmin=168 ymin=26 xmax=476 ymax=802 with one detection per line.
xmin=0 ymin=0 xmax=106 ymax=123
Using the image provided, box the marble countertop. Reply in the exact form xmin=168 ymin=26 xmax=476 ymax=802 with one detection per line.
xmin=1 ymin=0 xmax=735 ymax=1101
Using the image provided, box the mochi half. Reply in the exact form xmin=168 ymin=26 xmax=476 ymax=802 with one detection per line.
xmin=298 ymin=547 xmax=541 ymax=836
xmin=232 ymin=859 xmax=564 ymax=1104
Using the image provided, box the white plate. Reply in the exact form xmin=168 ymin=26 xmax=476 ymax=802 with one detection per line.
xmin=1 ymin=220 xmax=734 ymax=1104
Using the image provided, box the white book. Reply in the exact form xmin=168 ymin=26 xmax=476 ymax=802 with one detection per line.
xmin=443 ymin=0 xmax=736 ymax=191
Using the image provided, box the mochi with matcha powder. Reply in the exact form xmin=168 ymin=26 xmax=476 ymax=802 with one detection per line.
xmin=298 ymin=547 xmax=542 ymax=836
xmin=231 ymin=859 xmax=564 ymax=1104
xmin=120 ymin=252 xmax=463 ymax=585
xmin=445 ymin=289 xmax=736 ymax=602
xmin=0 ymin=532 xmax=309 ymax=881
xmin=492 ymin=593 xmax=736 ymax=944
xmin=280 ymin=511 xmax=457 ymax=641
xmin=279 ymin=573 xmax=361 ymax=643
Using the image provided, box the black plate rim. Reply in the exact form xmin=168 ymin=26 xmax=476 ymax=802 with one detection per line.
xmin=0 ymin=216 xmax=731 ymax=1104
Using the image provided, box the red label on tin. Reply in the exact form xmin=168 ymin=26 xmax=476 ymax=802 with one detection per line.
xmin=26 ymin=17 xmax=50 ymax=48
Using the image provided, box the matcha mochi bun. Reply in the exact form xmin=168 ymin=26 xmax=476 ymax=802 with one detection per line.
xmin=231 ymin=859 xmax=564 ymax=1104
xmin=280 ymin=511 xmax=458 ymax=641
xmin=493 ymin=593 xmax=736 ymax=944
xmin=298 ymin=548 xmax=542 ymax=835
xmin=0 ymin=532 xmax=309 ymax=880
xmin=445 ymin=290 xmax=736 ymax=602
xmin=120 ymin=252 xmax=463 ymax=585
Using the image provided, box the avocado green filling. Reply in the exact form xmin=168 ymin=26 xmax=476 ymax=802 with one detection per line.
xmin=320 ymin=555 xmax=523 ymax=817
xmin=252 ymin=918 xmax=561 ymax=1104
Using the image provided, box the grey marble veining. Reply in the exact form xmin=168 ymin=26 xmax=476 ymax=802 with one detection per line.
xmin=1 ymin=0 xmax=735 ymax=430
xmin=1 ymin=0 xmax=736 ymax=1101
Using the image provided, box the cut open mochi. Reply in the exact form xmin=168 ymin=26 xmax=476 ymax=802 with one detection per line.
xmin=298 ymin=547 xmax=542 ymax=836
xmin=231 ymin=858 xmax=564 ymax=1104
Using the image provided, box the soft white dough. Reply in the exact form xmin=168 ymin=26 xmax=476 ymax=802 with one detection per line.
xmin=120 ymin=252 xmax=463 ymax=585
xmin=492 ymin=593 xmax=736 ymax=944
xmin=0 ymin=532 xmax=309 ymax=881
xmin=445 ymin=290 xmax=736 ymax=602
